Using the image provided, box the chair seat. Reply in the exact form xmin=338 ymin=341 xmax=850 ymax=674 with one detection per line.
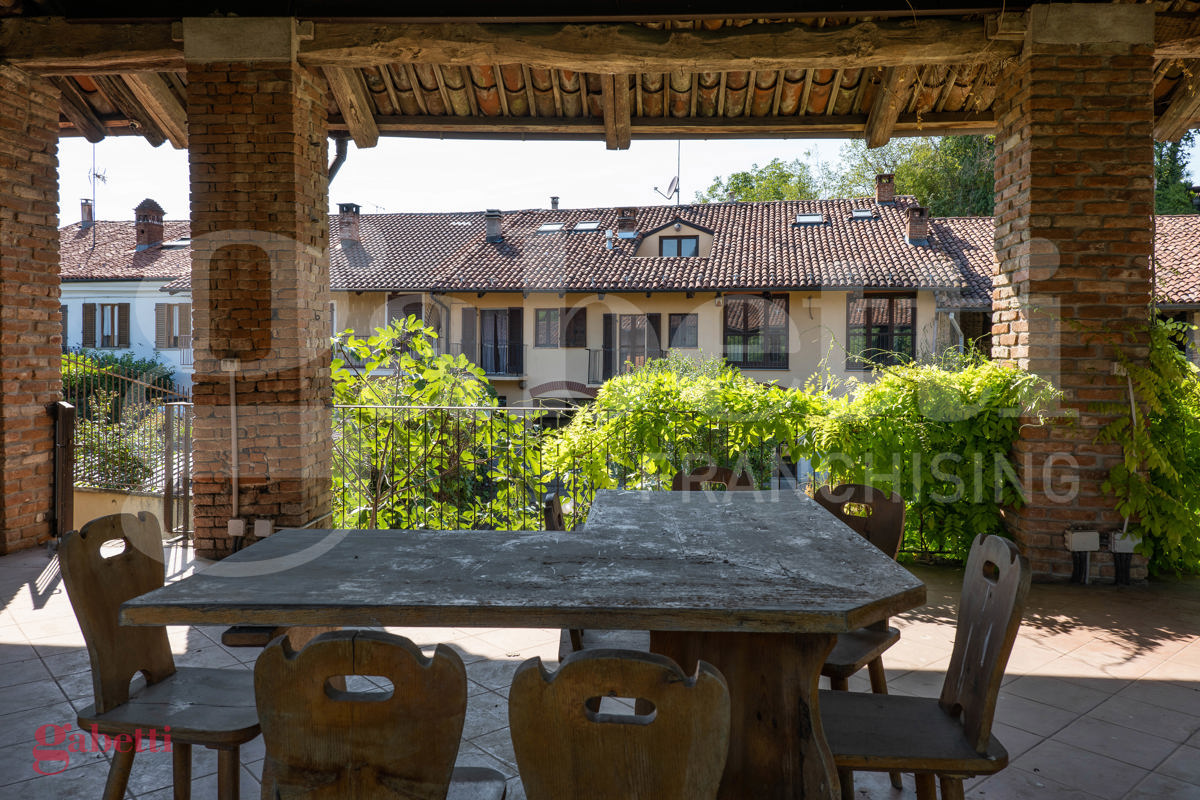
xmin=820 ymin=626 xmax=900 ymax=679
xmin=558 ymin=628 xmax=649 ymax=661
xmin=447 ymin=766 xmax=508 ymax=800
xmin=820 ymin=690 xmax=1008 ymax=775
xmin=77 ymin=666 xmax=260 ymax=747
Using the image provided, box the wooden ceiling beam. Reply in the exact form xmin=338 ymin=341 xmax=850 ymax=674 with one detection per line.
xmin=300 ymin=18 xmax=1020 ymax=72
xmin=1156 ymin=13 xmax=1200 ymax=60
xmin=1155 ymin=64 xmax=1200 ymax=142
xmin=0 ymin=18 xmax=182 ymax=74
xmin=51 ymin=77 xmax=107 ymax=143
xmin=90 ymin=74 xmax=167 ymax=147
xmin=123 ymin=73 xmax=187 ymax=149
xmin=865 ymin=65 xmax=913 ymax=148
xmin=323 ymin=66 xmax=380 ymax=148
xmin=599 ymin=73 xmax=631 ymax=149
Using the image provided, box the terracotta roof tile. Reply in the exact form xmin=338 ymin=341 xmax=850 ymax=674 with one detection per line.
xmin=1154 ymin=215 xmax=1200 ymax=306
xmin=60 ymin=221 xmax=192 ymax=282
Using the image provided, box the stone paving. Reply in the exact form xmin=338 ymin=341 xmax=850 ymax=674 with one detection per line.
xmin=1 ymin=542 xmax=1198 ymax=799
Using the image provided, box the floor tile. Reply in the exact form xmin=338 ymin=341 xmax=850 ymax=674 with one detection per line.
xmin=967 ymin=765 xmax=1104 ymax=799
xmin=1122 ymin=772 xmax=1200 ymax=800
xmin=993 ymin=691 xmax=1079 ymax=737
xmin=1088 ymin=694 xmax=1200 ymax=743
xmin=1005 ymin=674 xmax=1112 ymax=714
xmin=1156 ymin=745 xmax=1200 ymax=787
xmin=1013 ymin=739 xmax=1145 ymax=800
xmin=1052 ymin=715 xmax=1179 ymax=770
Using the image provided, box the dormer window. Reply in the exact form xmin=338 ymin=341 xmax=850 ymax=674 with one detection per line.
xmin=660 ymin=236 xmax=699 ymax=257
xmin=537 ymin=222 xmax=565 ymax=233
xmin=573 ymin=221 xmax=601 ymax=231
xmin=794 ymin=213 xmax=824 ymax=225
xmin=850 ymin=209 xmax=876 ymax=220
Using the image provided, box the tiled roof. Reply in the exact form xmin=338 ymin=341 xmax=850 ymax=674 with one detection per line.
xmin=929 ymin=217 xmax=996 ymax=310
xmin=60 ymin=221 xmax=192 ymax=282
xmin=1155 ymin=215 xmax=1200 ymax=306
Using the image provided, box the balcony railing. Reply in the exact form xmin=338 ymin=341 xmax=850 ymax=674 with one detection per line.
xmin=587 ymin=348 xmax=667 ymax=383
xmin=447 ymin=342 xmax=526 ymax=377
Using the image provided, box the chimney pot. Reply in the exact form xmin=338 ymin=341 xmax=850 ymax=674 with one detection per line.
xmin=81 ymin=199 xmax=94 ymax=229
xmin=485 ymin=209 xmax=503 ymax=243
xmin=906 ymin=205 xmax=930 ymax=243
xmin=875 ymin=174 xmax=896 ymax=204
xmin=616 ymin=207 xmax=638 ymax=239
xmin=338 ymin=202 xmax=362 ymax=243
xmin=550 ymin=196 xmax=560 ymax=210
xmin=134 ymin=198 xmax=165 ymax=249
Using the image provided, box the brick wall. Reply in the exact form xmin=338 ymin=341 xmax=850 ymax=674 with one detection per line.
xmin=187 ymin=61 xmax=332 ymax=558
xmin=992 ymin=6 xmax=1154 ymax=580
xmin=0 ymin=66 xmax=61 ymax=554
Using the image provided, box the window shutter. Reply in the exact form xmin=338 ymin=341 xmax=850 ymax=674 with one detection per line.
xmin=60 ymin=305 xmax=68 ymax=352
xmin=646 ymin=313 xmax=662 ymax=356
xmin=118 ymin=304 xmax=131 ymax=348
xmin=180 ymin=304 xmax=192 ymax=338
xmin=562 ymin=307 xmax=587 ymax=348
xmin=155 ymin=303 xmax=169 ymax=348
xmin=461 ymin=308 xmax=476 ymax=361
xmin=508 ymin=307 xmax=523 ymax=374
xmin=602 ymin=313 xmax=614 ymax=380
xmin=81 ymin=303 xmax=96 ymax=348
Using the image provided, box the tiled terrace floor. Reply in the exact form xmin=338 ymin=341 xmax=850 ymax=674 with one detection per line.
xmin=1 ymin=542 xmax=1198 ymax=799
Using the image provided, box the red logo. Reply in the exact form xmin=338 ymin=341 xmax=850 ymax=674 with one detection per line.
xmin=33 ymin=723 xmax=172 ymax=776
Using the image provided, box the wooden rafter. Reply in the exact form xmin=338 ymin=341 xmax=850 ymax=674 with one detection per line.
xmin=1155 ymin=63 xmax=1200 ymax=141
xmin=90 ymin=74 xmax=166 ymax=147
xmin=1157 ymin=13 xmax=1200 ymax=60
xmin=599 ymin=73 xmax=631 ymax=149
xmin=865 ymin=66 xmax=914 ymax=148
xmin=324 ymin=66 xmax=380 ymax=147
xmin=122 ymin=73 xmax=186 ymax=149
xmin=51 ymin=77 xmax=106 ymax=143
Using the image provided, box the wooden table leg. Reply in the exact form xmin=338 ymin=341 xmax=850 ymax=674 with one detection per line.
xmin=650 ymin=631 xmax=839 ymax=800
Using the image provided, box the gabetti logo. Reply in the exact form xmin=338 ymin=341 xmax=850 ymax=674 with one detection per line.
xmin=32 ymin=723 xmax=172 ymax=776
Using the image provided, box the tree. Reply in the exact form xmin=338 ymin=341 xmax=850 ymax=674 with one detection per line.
xmin=694 ymin=156 xmax=822 ymax=203
xmin=828 ymin=136 xmax=996 ymax=217
xmin=1155 ymin=131 xmax=1197 ymax=214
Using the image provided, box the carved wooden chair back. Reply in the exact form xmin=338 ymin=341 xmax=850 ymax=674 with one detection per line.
xmin=814 ymin=484 xmax=906 ymax=559
xmin=255 ymin=629 xmax=468 ymax=800
xmin=510 ymin=650 xmax=731 ymax=800
xmin=939 ymin=534 xmax=1031 ymax=752
xmin=58 ymin=513 xmax=175 ymax=714
xmin=671 ymin=465 xmax=756 ymax=492
xmin=544 ymin=494 xmax=566 ymax=531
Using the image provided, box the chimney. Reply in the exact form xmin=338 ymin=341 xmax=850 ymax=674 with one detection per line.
xmin=906 ymin=206 xmax=930 ymax=243
xmin=550 ymin=196 xmax=560 ymax=210
xmin=485 ymin=209 xmax=503 ymax=243
xmin=875 ymin=174 xmax=896 ymax=204
xmin=616 ymin=207 xmax=638 ymax=239
xmin=134 ymin=198 xmax=165 ymax=249
xmin=338 ymin=202 xmax=361 ymax=243
xmin=81 ymin=198 xmax=94 ymax=229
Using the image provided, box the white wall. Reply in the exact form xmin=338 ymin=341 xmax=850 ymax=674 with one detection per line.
xmin=59 ymin=280 xmax=193 ymax=386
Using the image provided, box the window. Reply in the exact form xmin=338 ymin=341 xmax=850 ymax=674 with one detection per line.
xmin=847 ymin=295 xmax=916 ymax=369
xmin=477 ymin=308 xmax=524 ymax=375
xmin=537 ymin=222 xmax=565 ymax=233
xmin=668 ymin=313 xmax=698 ymax=348
xmin=81 ymin=303 xmax=129 ymax=350
xmin=535 ymin=307 xmax=587 ymax=348
xmin=155 ymin=302 xmax=191 ymax=348
xmin=535 ymin=309 xmax=561 ymax=347
xmin=601 ymin=313 xmax=661 ymax=380
xmin=794 ymin=213 xmax=824 ymax=225
xmin=659 ymin=236 xmax=699 ymax=257
xmin=850 ymin=209 xmax=875 ymax=220
xmin=724 ymin=294 xmax=788 ymax=369
xmin=573 ymin=221 xmax=601 ymax=231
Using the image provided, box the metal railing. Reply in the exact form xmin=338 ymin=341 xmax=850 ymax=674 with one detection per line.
xmin=446 ymin=342 xmax=526 ymax=376
xmin=587 ymin=348 xmax=666 ymax=384
xmin=63 ymin=351 xmax=189 ymax=492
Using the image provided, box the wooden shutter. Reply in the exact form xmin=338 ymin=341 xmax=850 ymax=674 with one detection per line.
xmin=508 ymin=307 xmax=524 ymax=374
xmin=562 ymin=307 xmax=587 ymax=347
xmin=180 ymin=304 xmax=192 ymax=338
xmin=460 ymin=308 xmax=477 ymax=361
xmin=59 ymin=305 xmax=68 ymax=352
xmin=602 ymin=313 xmax=614 ymax=380
xmin=646 ymin=313 xmax=662 ymax=356
xmin=155 ymin=303 xmax=169 ymax=348
xmin=81 ymin=303 xmax=96 ymax=348
xmin=118 ymin=304 xmax=131 ymax=348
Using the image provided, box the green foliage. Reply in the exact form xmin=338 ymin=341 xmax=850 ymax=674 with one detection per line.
xmin=75 ymin=420 xmax=154 ymax=488
xmin=828 ymin=136 xmax=996 ymax=217
xmin=694 ymin=156 xmax=823 ymax=203
xmin=1155 ymin=131 xmax=1198 ymax=214
xmin=796 ymin=356 xmax=1056 ymax=558
xmin=1097 ymin=318 xmax=1200 ymax=573
xmin=331 ymin=318 xmax=547 ymax=530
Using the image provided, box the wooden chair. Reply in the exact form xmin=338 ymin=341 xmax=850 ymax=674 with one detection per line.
xmin=58 ymin=513 xmax=260 ymax=800
xmin=814 ymin=483 xmax=906 ymax=790
xmin=510 ymin=649 xmax=731 ymax=800
xmin=255 ymin=629 xmax=507 ymax=800
xmin=820 ymin=534 xmax=1032 ymax=800
xmin=670 ymin=465 xmax=757 ymax=492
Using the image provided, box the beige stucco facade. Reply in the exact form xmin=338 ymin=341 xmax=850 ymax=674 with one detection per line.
xmin=333 ymin=287 xmax=942 ymax=405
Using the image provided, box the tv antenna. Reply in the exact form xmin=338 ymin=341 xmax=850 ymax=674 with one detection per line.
xmin=88 ymin=143 xmax=107 ymax=247
xmin=653 ymin=141 xmax=682 ymax=205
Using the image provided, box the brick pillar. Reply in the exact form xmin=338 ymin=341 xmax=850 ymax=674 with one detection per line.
xmin=185 ymin=19 xmax=332 ymax=558
xmin=992 ymin=4 xmax=1155 ymax=581
xmin=0 ymin=66 xmax=61 ymax=555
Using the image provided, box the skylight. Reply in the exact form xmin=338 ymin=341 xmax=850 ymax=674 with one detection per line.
xmin=794 ymin=213 xmax=824 ymax=225
xmin=850 ymin=209 xmax=875 ymax=220
xmin=537 ymin=223 xmax=565 ymax=233
xmin=161 ymin=237 xmax=191 ymax=249
xmin=573 ymin=221 xmax=601 ymax=231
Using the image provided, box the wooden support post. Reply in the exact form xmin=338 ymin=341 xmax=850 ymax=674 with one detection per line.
xmin=865 ymin=66 xmax=913 ymax=149
xmin=600 ymin=73 xmax=631 ymax=150
xmin=53 ymin=401 xmax=74 ymax=540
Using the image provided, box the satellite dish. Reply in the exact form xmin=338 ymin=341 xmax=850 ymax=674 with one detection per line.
xmin=665 ymin=176 xmax=679 ymax=197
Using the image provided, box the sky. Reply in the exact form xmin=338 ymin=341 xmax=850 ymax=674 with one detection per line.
xmin=56 ymin=134 xmax=1200 ymax=225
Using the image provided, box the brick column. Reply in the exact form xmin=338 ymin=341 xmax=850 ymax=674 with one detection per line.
xmin=0 ymin=66 xmax=61 ymax=555
xmin=992 ymin=4 xmax=1155 ymax=580
xmin=185 ymin=19 xmax=332 ymax=558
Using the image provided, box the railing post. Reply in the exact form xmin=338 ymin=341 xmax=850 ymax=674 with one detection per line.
xmin=164 ymin=402 xmax=176 ymax=536
xmin=53 ymin=401 xmax=75 ymax=540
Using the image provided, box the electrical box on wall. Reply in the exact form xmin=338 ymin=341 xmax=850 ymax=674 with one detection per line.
xmin=1064 ymin=529 xmax=1100 ymax=552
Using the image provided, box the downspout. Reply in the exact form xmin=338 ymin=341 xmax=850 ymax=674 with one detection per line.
xmin=328 ymin=136 xmax=349 ymax=184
